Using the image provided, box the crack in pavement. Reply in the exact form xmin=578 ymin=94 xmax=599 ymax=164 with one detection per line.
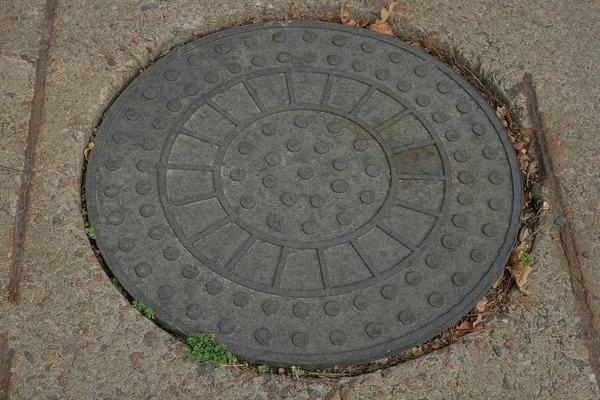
xmin=523 ymin=72 xmax=600 ymax=390
xmin=6 ymin=0 xmax=58 ymax=305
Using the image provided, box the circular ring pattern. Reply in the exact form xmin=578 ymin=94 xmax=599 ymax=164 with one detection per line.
xmin=86 ymin=22 xmax=521 ymax=369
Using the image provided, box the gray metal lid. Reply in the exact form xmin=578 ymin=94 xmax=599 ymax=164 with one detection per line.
xmin=86 ymin=21 xmax=522 ymax=368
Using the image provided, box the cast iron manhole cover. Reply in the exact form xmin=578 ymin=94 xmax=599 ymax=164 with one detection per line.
xmin=86 ymin=21 xmax=521 ymax=368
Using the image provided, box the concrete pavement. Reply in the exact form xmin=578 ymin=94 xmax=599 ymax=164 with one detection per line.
xmin=1 ymin=0 xmax=599 ymax=398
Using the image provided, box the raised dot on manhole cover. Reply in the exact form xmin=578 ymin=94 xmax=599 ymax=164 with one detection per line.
xmin=86 ymin=21 xmax=521 ymax=369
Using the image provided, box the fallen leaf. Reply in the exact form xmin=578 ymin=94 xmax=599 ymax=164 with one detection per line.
xmin=456 ymin=321 xmax=471 ymax=330
xmin=496 ymin=106 xmax=508 ymax=120
xmin=527 ymin=160 xmax=538 ymax=177
xmin=475 ymin=298 xmax=487 ymax=313
xmin=368 ymin=1 xmax=398 ymax=36
xmin=514 ymin=142 xmax=524 ymax=151
xmin=340 ymin=3 xmax=349 ymax=21
xmin=83 ymin=142 xmax=94 ymax=161
xmin=421 ymin=37 xmax=444 ymax=58
xmin=410 ymin=346 xmax=424 ymax=357
xmin=340 ymin=4 xmax=358 ymax=26
xmin=359 ymin=18 xmax=370 ymax=27
xmin=518 ymin=226 xmax=531 ymax=242
xmin=491 ymin=273 xmax=504 ymax=289
xmin=369 ymin=22 xmax=393 ymax=35
xmin=508 ymin=262 xmax=533 ymax=295
xmin=472 ymin=314 xmax=483 ymax=328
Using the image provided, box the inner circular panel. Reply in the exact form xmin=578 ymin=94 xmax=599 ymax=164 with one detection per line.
xmin=86 ymin=21 xmax=522 ymax=369
xmin=218 ymin=109 xmax=391 ymax=245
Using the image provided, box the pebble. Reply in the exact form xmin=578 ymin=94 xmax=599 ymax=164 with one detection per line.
xmin=492 ymin=344 xmax=502 ymax=357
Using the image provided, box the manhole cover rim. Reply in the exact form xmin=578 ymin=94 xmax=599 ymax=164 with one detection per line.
xmin=86 ymin=20 xmax=523 ymax=369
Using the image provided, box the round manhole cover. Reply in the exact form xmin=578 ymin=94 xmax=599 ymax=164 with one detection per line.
xmin=86 ymin=21 xmax=521 ymax=368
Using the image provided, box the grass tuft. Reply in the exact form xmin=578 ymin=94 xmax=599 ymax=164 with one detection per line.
xmin=519 ymin=252 xmax=534 ymax=265
xmin=132 ymin=300 xmax=155 ymax=319
xmin=184 ymin=333 xmax=237 ymax=366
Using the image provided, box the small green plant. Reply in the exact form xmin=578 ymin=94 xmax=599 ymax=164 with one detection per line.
xmin=257 ymin=364 xmax=269 ymax=373
xmin=290 ymin=365 xmax=305 ymax=377
xmin=184 ymin=333 xmax=237 ymax=366
xmin=519 ymin=252 xmax=534 ymax=265
xmin=111 ymin=277 xmax=125 ymax=295
xmin=132 ymin=300 xmax=154 ymax=319
xmin=81 ymin=210 xmax=96 ymax=239
xmin=84 ymin=221 xmax=96 ymax=239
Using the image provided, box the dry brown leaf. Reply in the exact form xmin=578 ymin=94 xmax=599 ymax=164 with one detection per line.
xmin=410 ymin=346 xmax=424 ymax=358
xmin=340 ymin=3 xmax=349 ymax=21
xmin=340 ymin=4 xmax=358 ymax=26
xmin=527 ymin=160 xmax=538 ymax=177
xmin=379 ymin=7 xmax=390 ymax=23
xmin=491 ymin=272 xmax=504 ymax=289
xmin=359 ymin=18 xmax=370 ymax=27
xmin=514 ymin=142 xmax=524 ymax=151
xmin=496 ymin=106 xmax=508 ymax=120
xmin=84 ymin=142 xmax=94 ymax=161
xmin=368 ymin=1 xmax=398 ymax=36
xmin=518 ymin=226 xmax=531 ymax=242
xmin=508 ymin=262 xmax=533 ymax=295
xmin=421 ymin=37 xmax=444 ymax=58
xmin=472 ymin=314 xmax=483 ymax=328
xmin=368 ymin=21 xmax=394 ymax=35
xmin=475 ymin=298 xmax=487 ymax=313
xmin=456 ymin=321 xmax=471 ymax=330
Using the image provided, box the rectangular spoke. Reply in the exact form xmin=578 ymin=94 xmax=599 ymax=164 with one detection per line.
xmin=285 ymin=70 xmax=296 ymax=105
xmin=189 ymin=216 xmax=230 ymax=243
xmin=350 ymin=241 xmax=377 ymax=277
xmin=242 ymin=80 xmax=266 ymax=112
xmin=206 ymin=100 xmax=241 ymax=126
xmin=350 ymin=86 xmax=376 ymax=115
xmin=166 ymin=163 xmax=215 ymax=171
xmin=321 ymin=74 xmax=334 ymax=106
xmin=226 ymin=235 xmax=258 ymax=272
xmin=271 ymin=246 xmax=289 ymax=288
xmin=171 ymin=191 xmax=217 ymax=207
xmin=178 ymin=127 xmax=223 ymax=146
xmin=317 ymin=248 xmax=331 ymax=289
xmin=395 ymin=199 xmax=441 ymax=217
xmin=377 ymin=222 xmax=417 ymax=252
xmin=392 ymin=139 xmax=436 ymax=154
xmin=374 ymin=109 xmax=411 ymax=132
xmin=397 ymin=174 xmax=449 ymax=181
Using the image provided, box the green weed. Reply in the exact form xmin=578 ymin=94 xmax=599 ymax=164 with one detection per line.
xmin=184 ymin=333 xmax=237 ymax=366
xmin=257 ymin=364 xmax=269 ymax=373
xmin=111 ymin=277 xmax=125 ymax=295
xmin=84 ymin=221 xmax=96 ymax=239
xmin=519 ymin=252 xmax=534 ymax=265
xmin=132 ymin=300 xmax=154 ymax=319
xmin=81 ymin=209 xmax=96 ymax=239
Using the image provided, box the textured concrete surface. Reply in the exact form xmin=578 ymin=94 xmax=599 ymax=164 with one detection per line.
xmin=1 ymin=0 xmax=599 ymax=399
xmin=0 ymin=0 xmax=43 ymax=301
